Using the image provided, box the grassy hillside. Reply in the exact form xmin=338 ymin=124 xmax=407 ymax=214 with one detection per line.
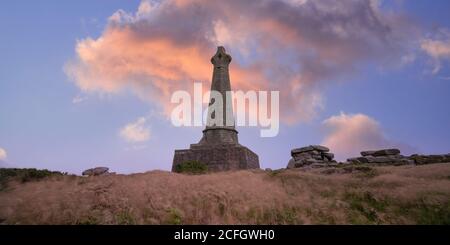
xmin=0 ymin=163 xmax=450 ymax=225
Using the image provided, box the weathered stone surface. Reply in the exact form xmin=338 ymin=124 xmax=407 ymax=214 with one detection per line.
xmin=287 ymin=158 xmax=296 ymax=169
xmin=291 ymin=146 xmax=315 ymax=155
xmin=171 ymin=47 xmax=260 ymax=172
xmin=348 ymin=154 xmax=410 ymax=166
xmin=369 ymin=156 xmax=397 ymax=164
xmin=409 ymin=154 xmax=450 ymax=165
xmin=312 ymin=154 xmax=323 ymax=160
xmin=372 ymin=148 xmax=401 ymax=156
xmin=82 ymin=167 xmax=109 ymax=176
xmin=289 ymin=147 xmax=450 ymax=170
xmin=311 ymin=145 xmax=330 ymax=152
xmin=173 ymin=144 xmax=259 ymax=172
xmin=355 ymin=157 xmax=368 ymax=163
xmin=293 ymin=152 xmax=312 ymax=159
xmin=292 ymin=145 xmax=330 ymax=156
xmin=370 ymin=156 xmax=389 ymax=162
xmin=344 ymin=149 xmax=450 ymax=166
xmin=323 ymin=153 xmax=335 ymax=161
xmin=305 ymin=159 xmax=321 ymax=164
xmin=288 ymin=145 xmax=335 ymax=169
xmin=361 ymin=151 xmax=376 ymax=156
xmin=310 ymin=150 xmax=321 ymax=155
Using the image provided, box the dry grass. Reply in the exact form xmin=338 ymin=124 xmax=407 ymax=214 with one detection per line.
xmin=1 ymin=163 xmax=450 ymax=224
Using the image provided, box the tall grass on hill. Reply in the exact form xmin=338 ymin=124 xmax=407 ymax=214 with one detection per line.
xmin=0 ymin=164 xmax=449 ymax=224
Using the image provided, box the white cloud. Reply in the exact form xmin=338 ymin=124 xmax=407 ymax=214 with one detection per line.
xmin=119 ymin=117 xmax=151 ymax=143
xmin=72 ymin=94 xmax=87 ymax=104
xmin=421 ymin=30 xmax=450 ymax=74
xmin=0 ymin=147 xmax=7 ymax=161
xmin=321 ymin=112 xmax=395 ymax=161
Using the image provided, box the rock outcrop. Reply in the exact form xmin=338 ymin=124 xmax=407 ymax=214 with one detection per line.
xmin=287 ymin=146 xmax=450 ymax=169
xmin=409 ymin=154 xmax=450 ymax=165
xmin=287 ymin=145 xmax=337 ymax=169
xmin=82 ymin=167 xmax=110 ymax=176
xmin=346 ymin=148 xmax=414 ymax=166
xmin=346 ymin=149 xmax=450 ymax=166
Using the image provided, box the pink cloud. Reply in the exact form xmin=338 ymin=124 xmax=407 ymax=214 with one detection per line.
xmin=65 ymin=0 xmax=414 ymax=123
xmin=0 ymin=147 xmax=7 ymax=161
xmin=321 ymin=112 xmax=415 ymax=161
xmin=421 ymin=29 xmax=450 ymax=74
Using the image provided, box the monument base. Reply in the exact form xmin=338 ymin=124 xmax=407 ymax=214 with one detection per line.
xmin=172 ymin=144 xmax=260 ymax=172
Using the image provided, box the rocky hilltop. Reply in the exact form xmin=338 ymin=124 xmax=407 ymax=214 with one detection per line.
xmin=1 ymin=160 xmax=449 ymax=224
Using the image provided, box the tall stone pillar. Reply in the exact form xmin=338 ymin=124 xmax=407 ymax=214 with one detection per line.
xmin=172 ymin=47 xmax=260 ymax=172
xmin=198 ymin=46 xmax=238 ymax=146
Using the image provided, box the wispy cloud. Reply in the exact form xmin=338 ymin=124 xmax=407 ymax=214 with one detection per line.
xmin=72 ymin=94 xmax=87 ymax=104
xmin=119 ymin=117 xmax=151 ymax=143
xmin=421 ymin=29 xmax=450 ymax=74
xmin=65 ymin=0 xmax=416 ymax=124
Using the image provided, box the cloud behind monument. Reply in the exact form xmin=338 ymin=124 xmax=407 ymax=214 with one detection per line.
xmin=65 ymin=0 xmax=416 ymax=124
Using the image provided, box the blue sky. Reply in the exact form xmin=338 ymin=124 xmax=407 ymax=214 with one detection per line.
xmin=1 ymin=0 xmax=450 ymax=174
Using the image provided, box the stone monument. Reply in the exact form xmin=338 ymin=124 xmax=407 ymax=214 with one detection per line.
xmin=172 ymin=47 xmax=260 ymax=172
